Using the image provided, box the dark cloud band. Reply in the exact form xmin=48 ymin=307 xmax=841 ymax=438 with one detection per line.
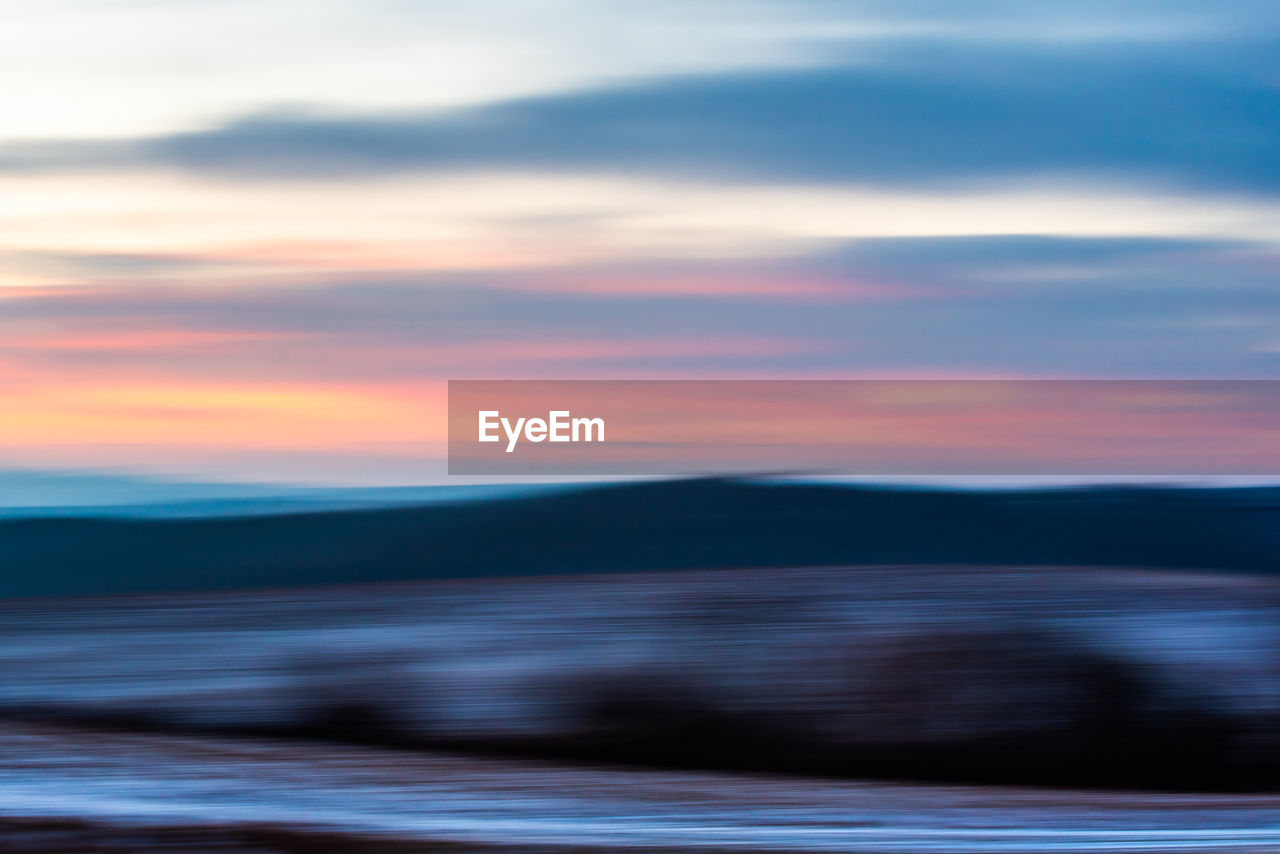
xmin=5 ymin=37 xmax=1266 ymax=194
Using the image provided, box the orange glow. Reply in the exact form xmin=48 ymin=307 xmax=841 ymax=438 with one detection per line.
xmin=0 ymin=375 xmax=445 ymax=449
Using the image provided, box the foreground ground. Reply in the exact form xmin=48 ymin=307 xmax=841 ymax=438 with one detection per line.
xmin=1 ymin=565 xmax=1279 ymax=851
xmin=0 ymin=722 xmax=1277 ymax=853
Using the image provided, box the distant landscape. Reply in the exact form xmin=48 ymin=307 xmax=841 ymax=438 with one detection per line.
xmin=1 ymin=478 xmax=1277 ymax=599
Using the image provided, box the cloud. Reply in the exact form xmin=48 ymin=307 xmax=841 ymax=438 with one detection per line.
xmin=4 ymin=0 xmax=1260 ymax=142
xmin=0 ymin=0 xmax=856 ymax=141
xmin=3 ymin=37 xmax=1244 ymax=195
xmin=5 ymin=1 xmax=1276 ymax=482
xmin=7 ymin=168 xmax=1280 ymax=295
xmin=2 ymin=231 xmax=1276 ymax=383
xmin=0 ymin=230 xmax=1274 ymax=478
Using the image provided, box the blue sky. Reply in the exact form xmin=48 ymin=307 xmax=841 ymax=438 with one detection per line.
xmin=0 ymin=0 xmax=1276 ymax=483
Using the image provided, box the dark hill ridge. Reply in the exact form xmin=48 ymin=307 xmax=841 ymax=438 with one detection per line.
xmin=2 ymin=479 xmax=1278 ymax=598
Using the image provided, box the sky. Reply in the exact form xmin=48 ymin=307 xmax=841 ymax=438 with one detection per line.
xmin=1 ymin=0 xmax=1277 ymax=484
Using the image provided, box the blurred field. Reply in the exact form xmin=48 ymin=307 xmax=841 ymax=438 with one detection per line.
xmin=0 ymin=720 xmax=1279 ymax=853
xmin=1 ymin=564 xmax=1279 ymax=790
xmin=0 ymin=562 xmax=1278 ymax=850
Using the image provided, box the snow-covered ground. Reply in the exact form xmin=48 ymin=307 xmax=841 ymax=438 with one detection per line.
xmin=0 ymin=565 xmax=1278 ymax=850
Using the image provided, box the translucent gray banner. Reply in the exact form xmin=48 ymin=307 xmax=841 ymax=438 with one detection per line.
xmin=448 ymin=380 xmax=1279 ymax=475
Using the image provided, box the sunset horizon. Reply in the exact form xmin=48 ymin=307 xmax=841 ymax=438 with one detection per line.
xmin=3 ymin=0 xmax=1277 ymax=484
